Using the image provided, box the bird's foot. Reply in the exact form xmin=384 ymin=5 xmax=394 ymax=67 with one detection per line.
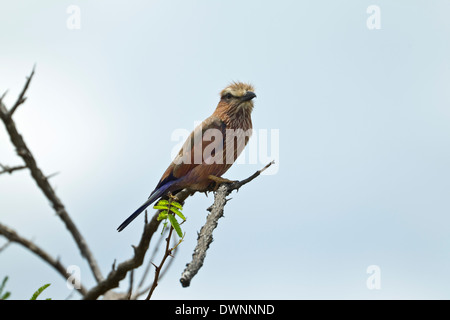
xmin=207 ymin=175 xmax=237 ymax=191
xmin=167 ymin=192 xmax=179 ymax=202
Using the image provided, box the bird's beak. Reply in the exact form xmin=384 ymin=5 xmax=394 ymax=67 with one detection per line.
xmin=241 ymin=91 xmax=256 ymax=102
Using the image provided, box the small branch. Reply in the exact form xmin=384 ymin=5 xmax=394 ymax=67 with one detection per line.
xmin=145 ymin=225 xmax=175 ymax=300
xmin=0 ymin=239 xmax=11 ymax=253
xmin=134 ymin=227 xmax=167 ymax=295
xmin=0 ymin=90 xmax=8 ymax=103
xmin=129 ymin=229 xmax=178 ymax=300
xmin=228 ymin=160 xmax=275 ymax=191
xmin=126 ymin=270 xmax=134 ymax=300
xmin=0 ymin=163 xmax=27 ymax=176
xmin=180 ymin=161 xmax=274 ymax=288
xmin=0 ymin=222 xmax=88 ymax=296
xmin=45 ymin=171 xmax=60 ymax=180
xmin=9 ymin=66 xmax=35 ymax=117
xmin=146 ymin=196 xmax=185 ymax=300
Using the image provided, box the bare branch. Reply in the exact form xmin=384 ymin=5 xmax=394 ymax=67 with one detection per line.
xmin=45 ymin=171 xmax=60 ymax=180
xmin=132 ymin=234 xmax=178 ymax=300
xmin=126 ymin=269 xmax=134 ymax=300
xmin=0 ymin=68 xmax=104 ymax=284
xmin=135 ymin=226 xmax=167 ymax=293
xmin=145 ymin=223 xmax=175 ymax=300
xmin=229 ymin=161 xmax=275 ymax=190
xmin=0 ymin=90 xmax=8 ymax=104
xmin=0 ymin=239 xmax=11 ymax=253
xmin=180 ymin=161 xmax=274 ymax=288
xmin=0 ymin=163 xmax=27 ymax=176
xmin=9 ymin=66 xmax=35 ymax=117
xmin=0 ymin=222 xmax=88 ymax=296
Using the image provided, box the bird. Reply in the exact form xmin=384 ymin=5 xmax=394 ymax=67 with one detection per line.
xmin=117 ymin=82 xmax=256 ymax=232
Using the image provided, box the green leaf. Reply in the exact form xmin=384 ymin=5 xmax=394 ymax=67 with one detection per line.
xmin=30 ymin=283 xmax=51 ymax=300
xmin=167 ymin=214 xmax=183 ymax=238
xmin=161 ymin=221 xmax=168 ymax=235
xmin=0 ymin=277 xmax=10 ymax=300
xmin=169 ymin=207 xmax=186 ymax=221
xmin=1 ymin=292 xmax=10 ymax=300
xmin=170 ymin=201 xmax=183 ymax=210
xmin=156 ymin=200 xmax=169 ymax=206
xmin=0 ymin=276 xmax=8 ymax=295
xmin=153 ymin=205 xmax=168 ymax=210
xmin=157 ymin=210 xmax=168 ymax=221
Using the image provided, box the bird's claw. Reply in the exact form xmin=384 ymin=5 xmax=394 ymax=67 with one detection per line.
xmin=207 ymin=175 xmax=237 ymax=191
xmin=167 ymin=192 xmax=179 ymax=202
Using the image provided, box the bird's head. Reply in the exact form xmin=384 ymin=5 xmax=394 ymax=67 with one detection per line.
xmin=214 ymin=82 xmax=256 ymax=130
xmin=219 ymin=82 xmax=256 ymax=114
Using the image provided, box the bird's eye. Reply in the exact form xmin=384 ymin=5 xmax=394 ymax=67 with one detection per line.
xmin=224 ymin=93 xmax=233 ymax=100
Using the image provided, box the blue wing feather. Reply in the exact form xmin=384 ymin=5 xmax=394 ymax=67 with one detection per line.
xmin=117 ymin=180 xmax=176 ymax=232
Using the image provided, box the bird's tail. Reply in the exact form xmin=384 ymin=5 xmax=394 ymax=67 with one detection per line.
xmin=117 ymin=181 xmax=175 ymax=232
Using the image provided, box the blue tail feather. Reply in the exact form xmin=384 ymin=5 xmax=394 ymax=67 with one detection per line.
xmin=117 ymin=181 xmax=175 ymax=232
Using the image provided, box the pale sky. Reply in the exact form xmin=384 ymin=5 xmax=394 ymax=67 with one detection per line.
xmin=1 ymin=0 xmax=450 ymax=299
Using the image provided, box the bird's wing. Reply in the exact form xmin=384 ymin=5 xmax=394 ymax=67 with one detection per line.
xmin=154 ymin=116 xmax=226 ymax=190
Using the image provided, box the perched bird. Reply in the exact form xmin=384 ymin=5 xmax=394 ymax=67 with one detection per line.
xmin=117 ymin=82 xmax=256 ymax=232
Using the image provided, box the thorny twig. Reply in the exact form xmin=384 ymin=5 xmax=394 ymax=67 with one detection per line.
xmin=145 ymin=198 xmax=185 ymax=300
xmin=0 ymin=163 xmax=27 ymax=175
